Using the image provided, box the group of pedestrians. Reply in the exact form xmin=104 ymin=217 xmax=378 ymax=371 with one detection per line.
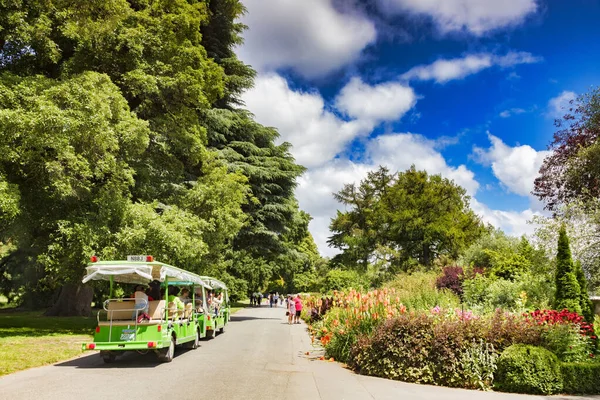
xmin=250 ymin=292 xmax=285 ymax=307
xmin=286 ymin=294 xmax=302 ymax=325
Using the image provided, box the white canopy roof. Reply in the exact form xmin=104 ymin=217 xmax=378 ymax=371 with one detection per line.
xmin=82 ymin=261 xmax=210 ymax=287
xmin=199 ymin=276 xmax=228 ymax=290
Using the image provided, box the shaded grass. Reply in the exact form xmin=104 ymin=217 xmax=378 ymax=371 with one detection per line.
xmin=0 ymin=310 xmax=96 ymax=338
xmin=229 ymin=300 xmax=249 ymax=315
xmin=0 ymin=310 xmax=95 ymax=376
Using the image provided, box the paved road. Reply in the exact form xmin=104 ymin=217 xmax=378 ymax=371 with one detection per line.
xmin=1 ymin=305 xmax=599 ymax=400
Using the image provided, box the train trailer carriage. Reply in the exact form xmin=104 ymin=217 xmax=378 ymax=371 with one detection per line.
xmin=81 ymin=256 xmax=212 ymax=363
xmin=200 ymin=276 xmax=230 ymax=336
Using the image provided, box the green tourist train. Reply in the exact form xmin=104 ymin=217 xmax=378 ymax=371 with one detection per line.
xmin=81 ymin=255 xmax=229 ymax=363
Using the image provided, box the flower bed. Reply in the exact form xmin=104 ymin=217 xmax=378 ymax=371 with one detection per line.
xmin=303 ymin=288 xmax=600 ymax=394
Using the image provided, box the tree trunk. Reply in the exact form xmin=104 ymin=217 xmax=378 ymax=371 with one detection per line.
xmin=44 ymin=283 xmax=93 ymax=317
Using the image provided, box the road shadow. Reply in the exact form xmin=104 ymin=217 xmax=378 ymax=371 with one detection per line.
xmin=55 ymin=347 xmax=194 ymax=369
xmin=229 ymin=315 xmax=282 ymax=322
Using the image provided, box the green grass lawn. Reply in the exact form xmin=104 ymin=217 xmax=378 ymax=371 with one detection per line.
xmin=0 ymin=310 xmax=96 ymax=376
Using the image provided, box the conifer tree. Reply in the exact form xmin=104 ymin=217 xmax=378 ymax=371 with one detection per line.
xmin=554 ymin=226 xmax=582 ymax=313
xmin=574 ymin=260 xmax=594 ymax=322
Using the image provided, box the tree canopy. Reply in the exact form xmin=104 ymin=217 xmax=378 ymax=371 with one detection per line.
xmin=0 ymin=0 xmax=316 ymax=311
xmin=534 ymin=87 xmax=600 ymax=210
xmin=329 ymin=166 xmax=484 ymax=273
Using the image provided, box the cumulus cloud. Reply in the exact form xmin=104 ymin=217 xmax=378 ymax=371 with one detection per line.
xmin=499 ymin=108 xmax=526 ymax=118
xmin=548 ymin=90 xmax=576 ymax=118
xmin=401 ymin=52 xmax=542 ymax=83
xmin=241 ymin=73 xmax=421 ymax=169
xmin=334 ymin=77 xmax=418 ymax=122
xmin=473 ymin=133 xmax=549 ymax=197
xmin=376 ymin=0 xmax=538 ymax=35
xmin=470 ymin=199 xmax=541 ymax=237
xmin=237 ymin=0 xmax=376 ymax=78
xmin=366 ymin=134 xmax=479 ymax=195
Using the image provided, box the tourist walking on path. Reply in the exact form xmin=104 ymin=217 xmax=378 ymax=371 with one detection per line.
xmin=293 ymin=295 xmax=302 ymax=324
xmin=287 ymin=295 xmax=295 ymax=324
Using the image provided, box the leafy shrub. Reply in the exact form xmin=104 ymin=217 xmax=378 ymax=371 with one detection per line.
xmin=526 ymin=309 xmax=597 ymax=361
xmin=460 ymin=339 xmax=498 ymax=390
xmin=484 ymin=309 xmax=545 ymax=351
xmin=435 ymin=266 xmax=463 ymax=296
xmin=495 ymin=344 xmax=562 ymax=395
xmin=385 ymin=272 xmax=460 ymax=310
xmin=348 ymin=310 xmax=545 ymax=389
xmin=542 ymin=324 xmax=595 ymax=362
xmin=462 ymin=273 xmax=553 ymax=313
xmin=561 ymin=362 xmax=600 ymax=394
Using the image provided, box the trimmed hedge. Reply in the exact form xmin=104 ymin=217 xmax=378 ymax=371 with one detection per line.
xmin=561 ymin=362 xmax=600 ymax=394
xmin=495 ymin=344 xmax=562 ymax=395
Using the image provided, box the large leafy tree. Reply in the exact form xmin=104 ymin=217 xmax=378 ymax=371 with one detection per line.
xmin=0 ymin=72 xmax=150 ymax=312
xmin=330 ymin=166 xmax=483 ymax=272
xmin=534 ymin=88 xmax=600 ymax=210
xmin=0 ymin=0 xmax=307 ymax=311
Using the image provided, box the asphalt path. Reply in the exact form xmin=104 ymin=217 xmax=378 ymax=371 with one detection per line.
xmin=1 ymin=305 xmax=599 ymax=400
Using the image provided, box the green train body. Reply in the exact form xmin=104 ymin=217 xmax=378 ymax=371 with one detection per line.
xmin=81 ymin=256 xmax=229 ymax=363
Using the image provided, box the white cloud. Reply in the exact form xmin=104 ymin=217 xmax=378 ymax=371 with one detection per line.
xmin=377 ymin=0 xmax=538 ymax=35
xmin=499 ymin=108 xmax=526 ymax=118
xmin=241 ymin=73 xmax=374 ymax=169
xmin=473 ymin=133 xmax=549 ymax=197
xmin=242 ymin=73 xmax=421 ymax=169
xmin=335 ymin=77 xmax=417 ymax=122
xmin=401 ymin=52 xmax=542 ymax=83
xmin=470 ymin=199 xmax=541 ymax=237
xmin=548 ymin=90 xmax=576 ymax=118
xmin=366 ymin=133 xmax=479 ymax=195
xmin=237 ymin=0 xmax=377 ymax=78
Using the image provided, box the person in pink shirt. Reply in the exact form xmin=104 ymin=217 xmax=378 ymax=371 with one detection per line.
xmin=294 ymin=295 xmax=303 ymax=324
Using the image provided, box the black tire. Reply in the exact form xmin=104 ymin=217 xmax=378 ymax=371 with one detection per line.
xmin=208 ymin=327 xmax=216 ymax=339
xmin=186 ymin=329 xmax=199 ymax=349
xmin=158 ymin=336 xmax=175 ymax=362
xmin=101 ymin=351 xmax=116 ymax=364
xmin=219 ymin=324 xmax=225 ymax=334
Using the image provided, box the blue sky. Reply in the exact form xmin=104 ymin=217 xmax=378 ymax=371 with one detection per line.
xmin=235 ymin=0 xmax=600 ymax=256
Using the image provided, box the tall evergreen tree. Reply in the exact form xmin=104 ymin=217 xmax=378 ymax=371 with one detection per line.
xmin=554 ymin=226 xmax=582 ymax=313
xmin=574 ymin=260 xmax=594 ymax=322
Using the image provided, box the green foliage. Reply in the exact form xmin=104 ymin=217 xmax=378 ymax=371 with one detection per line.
xmin=555 ymin=226 xmax=582 ymax=313
xmin=293 ymin=270 xmax=320 ymax=293
xmin=385 ymin=272 xmax=460 ymax=310
xmin=459 ymin=228 xmax=518 ymax=269
xmin=329 ymin=166 xmax=483 ymax=272
xmin=487 ymin=250 xmax=531 ymax=280
xmin=495 ymin=345 xmax=563 ymax=395
xmin=460 ymin=339 xmax=499 ymax=390
xmin=574 ymin=260 xmax=595 ymax=322
xmin=561 ymin=362 xmax=600 ymax=394
xmin=462 ymin=273 xmax=553 ymax=313
xmin=322 ymin=270 xmax=366 ymax=293
xmin=542 ymin=323 xmax=595 ymax=362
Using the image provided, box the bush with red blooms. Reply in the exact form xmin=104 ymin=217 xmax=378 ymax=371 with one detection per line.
xmin=525 ymin=309 xmax=595 ymax=338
